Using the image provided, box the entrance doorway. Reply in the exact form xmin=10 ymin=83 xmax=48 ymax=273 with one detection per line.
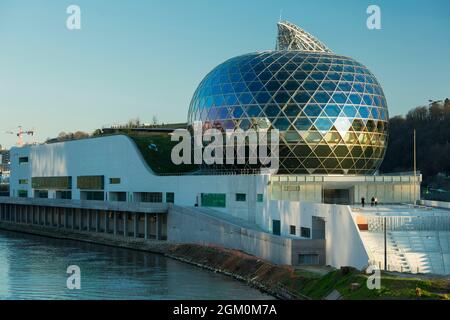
xmin=323 ymin=189 xmax=350 ymax=205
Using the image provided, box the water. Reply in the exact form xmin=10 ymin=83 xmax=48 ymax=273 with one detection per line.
xmin=0 ymin=230 xmax=273 ymax=300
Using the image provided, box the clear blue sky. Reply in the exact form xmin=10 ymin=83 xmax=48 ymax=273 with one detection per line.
xmin=0 ymin=0 xmax=449 ymax=148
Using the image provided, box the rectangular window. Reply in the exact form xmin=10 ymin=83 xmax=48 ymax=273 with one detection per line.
xmin=77 ymin=176 xmax=104 ymax=190
xmin=140 ymin=192 xmax=163 ymax=203
xmin=19 ymin=179 xmax=28 ymax=185
xmin=257 ymin=194 xmax=264 ymax=203
xmin=109 ymin=192 xmax=126 ymax=202
xmin=19 ymin=156 xmax=29 ymax=164
xmin=201 ymin=193 xmax=226 ymax=208
xmin=298 ymin=254 xmax=319 ymax=266
xmin=235 ymin=193 xmax=246 ymax=202
xmin=82 ymin=191 xmax=104 ymax=201
xmin=166 ymin=192 xmax=175 ymax=204
xmin=34 ymin=190 xmax=48 ymax=199
xmin=56 ymin=191 xmax=72 ymax=200
xmin=109 ymin=178 xmax=121 ymax=184
xmin=290 ymin=225 xmax=296 ymax=235
xmin=18 ymin=190 xmax=28 ymax=198
xmin=32 ymin=176 xmax=72 ymax=189
xmin=272 ymin=220 xmax=281 ymax=236
xmin=301 ymin=227 xmax=311 ymax=238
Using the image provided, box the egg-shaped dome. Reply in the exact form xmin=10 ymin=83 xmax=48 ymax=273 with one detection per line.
xmin=187 ymin=50 xmax=389 ymax=175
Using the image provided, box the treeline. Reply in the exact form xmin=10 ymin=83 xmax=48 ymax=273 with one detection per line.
xmin=380 ymin=99 xmax=450 ymax=179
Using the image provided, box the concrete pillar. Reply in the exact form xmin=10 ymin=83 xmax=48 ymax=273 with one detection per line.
xmin=87 ymin=210 xmax=91 ymax=231
xmin=113 ymin=212 xmax=117 ymax=236
xmin=79 ymin=209 xmax=82 ymax=231
xmin=144 ymin=213 xmax=148 ymax=240
xmin=14 ymin=205 xmax=17 ymax=223
xmin=123 ymin=212 xmax=127 ymax=237
xmin=63 ymin=208 xmax=67 ymax=228
xmin=72 ymin=208 xmax=75 ymax=230
xmin=44 ymin=207 xmax=48 ymax=226
xmin=132 ymin=213 xmax=137 ymax=238
xmin=104 ymin=211 xmax=109 ymax=234
xmin=156 ymin=214 xmax=160 ymax=240
xmin=95 ymin=210 xmax=99 ymax=232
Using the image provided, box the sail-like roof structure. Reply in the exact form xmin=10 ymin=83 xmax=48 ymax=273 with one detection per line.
xmin=276 ymin=21 xmax=332 ymax=52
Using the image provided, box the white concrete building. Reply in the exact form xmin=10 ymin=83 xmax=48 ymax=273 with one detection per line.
xmin=6 ymin=134 xmax=423 ymax=270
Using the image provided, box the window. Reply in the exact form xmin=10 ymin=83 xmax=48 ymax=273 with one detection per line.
xmin=18 ymin=190 xmax=28 ymax=198
xmin=235 ymin=193 xmax=246 ymax=202
xmin=34 ymin=190 xmax=48 ymax=199
xmin=272 ymin=220 xmax=281 ymax=236
xmin=290 ymin=225 xmax=296 ymax=235
xmin=301 ymin=227 xmax=311 ymax=238
xmin=32 ymin=176 xmax=72 ymax=189
xmin=201 ymin=193 xmax=226 ymax=208
xmin=140 ymin=192 xmax=163 ymax=203
xmin=166 ymin=192 xmax=175 ymax=204
xmin=19 ymin=179 xmax=28 ymax=185
xmin=257 ymin=194 xmax=264 ymax=203
xmin=19 ymin=156 xmax=29 ymax=164
xmin=82 ymin=191 xmax=104 ymax=201
xmin=109 ymin=178 xmax=121 ymax=185
xmin=298 ymin=254 xmax=319 ymax=266
xmin=56 ymin=191 xmax=72 ymax=200
xmin=77 ymin=176 xmax=104 ymax=190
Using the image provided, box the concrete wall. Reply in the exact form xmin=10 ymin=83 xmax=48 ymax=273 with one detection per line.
xmin=9 ymin=135 xmax=269 ymax=222
xmin=422 ymin=200 xmax=450 ymax=210
xmin=260 ymin=201 xmax=370 ymax=269
xmin=167 ymin=205 xmax=293 ymax=265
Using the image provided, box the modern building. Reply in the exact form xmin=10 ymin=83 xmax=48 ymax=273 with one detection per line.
xmin=3 ymin=22 xmax=431 ymax=271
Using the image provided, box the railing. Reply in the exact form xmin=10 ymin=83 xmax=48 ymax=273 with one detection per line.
xmin=367 ymin=215 xmax=450 ymax=232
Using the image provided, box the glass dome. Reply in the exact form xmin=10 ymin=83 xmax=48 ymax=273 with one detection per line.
xmin=187 ymin=51 xmax=389 ymax=174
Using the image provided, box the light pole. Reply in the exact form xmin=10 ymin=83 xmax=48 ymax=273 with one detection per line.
xmin=413 ymin=129 xmax=417 ymax=205
xmin=384 ymin=216 xmax=387 ymax=271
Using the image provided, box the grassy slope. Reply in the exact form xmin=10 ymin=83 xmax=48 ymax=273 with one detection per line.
xmin=127 ymin=133 xmax=198 ymax=175
xmin=169 ymin=244 xmax=450 ymax=300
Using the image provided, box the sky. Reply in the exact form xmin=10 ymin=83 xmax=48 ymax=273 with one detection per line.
xmin=0 ymin=0 xmax=449 ymax=148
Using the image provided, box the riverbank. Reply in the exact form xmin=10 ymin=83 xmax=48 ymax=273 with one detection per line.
xmin=1 ymin=222 xmax=449 ymax=300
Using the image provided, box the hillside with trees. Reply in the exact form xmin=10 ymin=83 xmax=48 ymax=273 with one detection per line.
xmin=380 ymin=99 xmax=450 ymax=200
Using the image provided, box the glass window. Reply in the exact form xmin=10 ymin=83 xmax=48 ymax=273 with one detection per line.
xmin=19 ymin=157 xmax=29 ymax=164
xmin=294 ymin=118 xmax=312 ymax=131
xmin=109 ymin=178 xmax=121 ymax=184
xmin=255 ymin=92 xmax=271 ymax=104
xmin=166 ymin=192 xmax=175 ymax=204
xmin=235 ymin=193 xmax=246 ymax=202
xmin=18 ymin=190 xmax=28 ymax=198
xmin=32 ymin=176 xmax=72 ymax=190
xmin=301 ymin=227 xmax=311 ymax=238
xmin=304 ymin=104 xmax=322 ymax=117
xmin=290 ymin=225 xmax=296 ymax=235
xmin=273 ymin=118 xmax=290 ymax=131
xmin=77 ymin=176 xmax=104 ymax=190
xmin=293 ymin=92 xmax=311 ymax=104
xmin=314 ymin=118 xmax=333 ymax=132
xmin=201 ymin=193 xmax=226 ymax=208
xmin=313 ymin=92 xmax=331 ymax=104
xmin=257 ymin=194 xmax=263 ymax=203
xmin=324 ymin=104 xmax=340 ymax=117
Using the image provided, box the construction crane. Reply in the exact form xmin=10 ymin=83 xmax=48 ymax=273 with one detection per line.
xmin=5 ymin=126 xmax=35 ymax=147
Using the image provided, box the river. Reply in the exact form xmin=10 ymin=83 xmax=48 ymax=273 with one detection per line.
xmin=0 ymin=230 xmax=273 ymax=300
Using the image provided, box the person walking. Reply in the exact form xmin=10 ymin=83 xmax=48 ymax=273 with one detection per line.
xmin=361 ymin=197 xmax=365 ymax=208
xmin=371 ymin=197 xmax=375 ymax=207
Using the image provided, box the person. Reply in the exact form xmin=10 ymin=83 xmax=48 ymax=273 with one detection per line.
xmin=371 ymin=197 xmax=375 ymax=207
xmin=375 ymin=197 xmax=378 ymax=207
xmin=361 ymin=197 xmax=365 ymax=208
